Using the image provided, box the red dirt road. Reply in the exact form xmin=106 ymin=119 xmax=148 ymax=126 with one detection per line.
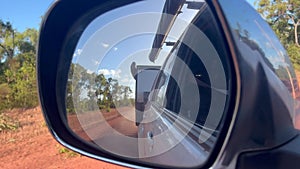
xmin=2 ymin=71 xmax=300 ymax=168
xmin=0 ymin=107 xmax=128 ymax=169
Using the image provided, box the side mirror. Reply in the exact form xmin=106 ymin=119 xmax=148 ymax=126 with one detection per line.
xmin=38 ymin=0 xmax=300 ymax=168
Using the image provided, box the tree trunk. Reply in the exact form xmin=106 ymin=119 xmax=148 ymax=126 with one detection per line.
xmin=295 ymin=22 xmax=299 ymax=46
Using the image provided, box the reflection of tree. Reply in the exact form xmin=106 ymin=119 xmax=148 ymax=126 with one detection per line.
xmin=66 ymin=63 xmax=133 ymax=113
xmin=234 ymin=26 xmax=298 ymax=97
xmin=234 ymin=26 xmax=274 ymax=70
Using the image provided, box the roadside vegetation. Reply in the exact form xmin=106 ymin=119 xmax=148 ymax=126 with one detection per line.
xmin=0 ymin=113 xmax=19 ymax=132
xmin=0 ymin=18 xmax=134 ymax=131
xmin=255 ymin=0 xmax=300 ymax=71
xmin=57 ymin=145 xmax=80 ymax=158
xmin=66 ymin=63 xmax=134 ymax=114
xmin=0 ymin=19 xmax=38 ymax=131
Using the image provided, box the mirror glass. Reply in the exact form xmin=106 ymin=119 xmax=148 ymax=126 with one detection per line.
xmin=66 ymin=0 xmax=232 ymax=168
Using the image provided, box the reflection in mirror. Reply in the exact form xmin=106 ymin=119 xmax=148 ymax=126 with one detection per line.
xmin=66 ymin=0 xmax=231 ymax=168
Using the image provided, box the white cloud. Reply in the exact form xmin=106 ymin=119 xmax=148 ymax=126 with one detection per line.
xmin=121 ymin=77 xmax=130 ymax=83
xmin=73 ymin=49 xmax=82 ymax=57
xmin=265 ymin=42 xmax=272 ymax=48
xmin=87 ymin=69 xmax=94 ymax=74
xmin=98 ymin=69 xmax=110 ymax=75
xmin=94 ymin=60 xmax=100 ymax=65
xmin=114 ymin=47 xmax=118 ymax=51
xmin=121 ymin=77 xmax=135 ymax=85
xmin=101 ymin=42 xmax=110 ymax=48
xmin=98 ymin=69 xmax=121 ymax=78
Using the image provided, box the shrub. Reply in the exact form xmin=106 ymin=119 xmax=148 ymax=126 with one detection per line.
xmin=0 ymin=114 xmax=20 ymax=132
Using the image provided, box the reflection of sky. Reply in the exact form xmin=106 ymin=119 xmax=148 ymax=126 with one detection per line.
xmin=218 ymin=0 xmax=297 ymax=102
xmin=98 ymin=34 xmax=170 ymax=69
xmin=220 ymin=1 xmax=291 ymax=70
xmin=76 ymin=0 xmax=165 ymax=49
xmin=72 ymin=0 xmax=199 ymax=97
xmin=246 ymin=0 xmax=256 ymax=8
xmin=98 ymin=34 xmax=168 ymax=95
xmin=74 ymin=1 xmax=198 ymax=69
xmin=98 ymin=34 xmax=164 ymax=70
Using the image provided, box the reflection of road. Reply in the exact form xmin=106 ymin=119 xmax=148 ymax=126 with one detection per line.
xmin=77 ymin=107 xmax=139 ymax=157
xmin=295 ymin=98 xmax=300 ymax=129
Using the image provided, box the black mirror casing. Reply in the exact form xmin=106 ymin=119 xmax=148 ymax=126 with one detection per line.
xmin=37 ymin=0 xmax=300 ymax=168
xmin=38 ymin=0 xmax=238 ymax=168
xmin=214 ymin=0 xmax=300 ymax=168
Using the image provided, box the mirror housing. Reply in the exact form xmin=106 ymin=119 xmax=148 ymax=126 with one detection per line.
xmin=38 ymin=0 xmax=300 ymax=168
xmin=38 ymin=0 xmax=236 ymax=168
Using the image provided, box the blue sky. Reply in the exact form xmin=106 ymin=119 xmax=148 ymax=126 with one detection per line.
xmin=247 ymin=0 xmax=256 ymax=7
xmin=71 ymin=0 xmax=257 ymax=86
xmin=0 ymin=0 xmax=256 ymax=33
xmin=0 ymin=0 xmax=54 ymax=32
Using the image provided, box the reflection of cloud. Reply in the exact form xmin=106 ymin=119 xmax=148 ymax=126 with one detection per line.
xmin=120 ymin=77 xmax=135 ymax=89
xmin=94 ymin=60 xmax=100 ymax=65
xmin=101 ymin=42 xmax=109 ymax=48
xmin=73 ymin=49 xmax=82 ymax=57
xmin=98 ymin=69 xmax=121 ymax=78
xmin=87 ymin=69 xmax=93 ymax=74
xmin=121 ymin=77 xmax=130 ymax=83
xmin=98 ymin=69 xmax=111 ymax=75
xmin=265 ymin=42 xmax=272 ymax=48
xmin=72 ymin=49 xmax=82 ymax=63
xmin=120 ymin=74 xmax=134 ymax=83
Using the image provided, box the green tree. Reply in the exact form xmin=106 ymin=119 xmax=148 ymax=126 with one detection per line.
xmin=66 ymin=63 xmax=134 ymax=113
xmin=0 ymin=83 xmax=10 ymax=111
xmin=0 ymin=20 xmax=15 ymax=84
xmin=94 ymin=73 xmax=107 ymax=109
xmin=66 ymin=63 xmax=94 ymax=113
xmin=0 ymin=20 xmax=15 ymax=64
xmin=111 ymin=80 xmax=122 ymax=107
xmin=5 ymin=52 xmax=38 ymax=108
xmin=256 ymin=0 xmax=300 ymax=70
xmin=287 ymin=44 xmax=300 ymax=70
xmin=0 ymin=21 xmax=39 ymax=109
xmin=256 ymin=0 xmax=300 ymax=46
xmin=120 ymin=86 xmax=132 ymax=107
